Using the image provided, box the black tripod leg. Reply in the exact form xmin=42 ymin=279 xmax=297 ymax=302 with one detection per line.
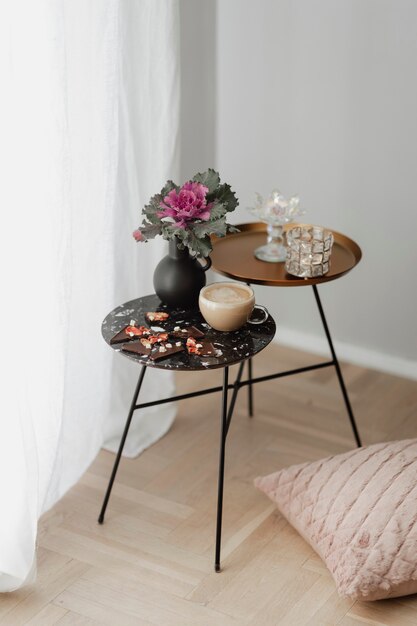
xmin=312 ymin=285 xmax=362 ymax=447
xmin=215 ymin=367 xmax=229 ymax=572
xmin=98 ymin=365 xmax=147 ymax=523
xmin=226 ymin=361 xmax=245 ymax=437
xmin=247 ymin=358 xmax=254 ymax=417
xmin=246 ymin=282 xmax=254 ymax=418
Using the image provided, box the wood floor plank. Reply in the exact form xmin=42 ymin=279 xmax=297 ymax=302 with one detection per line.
xmin=0 ymin=559 xmax=88 ymax=626
xmin=81 ymin=472 xmax=194 ymax=519
xmin=0 ymin=550 xmax=73 ymax=621
xmin=348 ymin=599 xmax=417 ymax=626
xmin=60 ymin=512 xmax=211 ymax=573
xmin=23 ymin=603 xmax=68 ymax=625
xmin=56 ymin=611 xmax=103 ymax=625
xmin=38 ymin=525 xmax=199 ymax=597
xmin=82 ymin=568 xmax=241 ymax=625
xmin=305 ymin=589 xmax=355 ymax=625
xmin=186 ymin=513 xmax=287 ymax=606
xmin=339 ymin=616 xmax=377 ymax=626
xmin=55 ymin=578 xmax=239 ymax=626
xmin=273 ymin=575 xmax=344 ymax=626
xmin=53 ymin=589 xmax=154 ymax=626
xmin=208 ymin=527 xmax=316 ymax=621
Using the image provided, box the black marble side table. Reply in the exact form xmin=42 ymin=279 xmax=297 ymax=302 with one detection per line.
xmin=98 ymin=294 xmax=276 ymax=572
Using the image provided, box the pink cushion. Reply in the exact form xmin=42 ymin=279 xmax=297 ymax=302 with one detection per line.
xmin=255 ymin=439 xmax=417 ymax=601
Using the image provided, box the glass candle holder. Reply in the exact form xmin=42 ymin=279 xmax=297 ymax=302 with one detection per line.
xmin=285 ymin=225 xmax=334 ymax=278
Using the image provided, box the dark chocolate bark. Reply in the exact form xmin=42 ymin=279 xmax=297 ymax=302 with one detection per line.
xmin=149 ymin=343 xmax=185 ymax=361
xmin=186 ymin=338 xmax=216 ymax=356
xmin=171 ymin=325 xmax=205 ymax=339
xmin=121 ymin=342 xmax=152 ymax=357
xmin=110 ymin=325 xmax=150 ymax=345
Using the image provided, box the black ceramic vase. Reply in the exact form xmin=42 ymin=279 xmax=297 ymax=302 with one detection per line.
xmin=153 ymin=238 xmax=212 ymax=310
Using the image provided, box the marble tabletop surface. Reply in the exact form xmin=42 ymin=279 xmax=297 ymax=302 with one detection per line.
xmin=102 ymin=294 xmax=276 ymax=371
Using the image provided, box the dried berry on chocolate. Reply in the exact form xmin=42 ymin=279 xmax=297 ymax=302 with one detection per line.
xmin=145 ymin=311 xmax=169 ymax=322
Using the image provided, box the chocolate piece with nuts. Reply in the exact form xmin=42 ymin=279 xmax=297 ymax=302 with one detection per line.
xmin=121 ymin=341 xmax=152 ymax=357
xmin=122 ymin=339 xmax=184 ymax=361
xmin=186 ymin=337 xmax=216 ymax=356
xmin=110 ymin=325 xmax=151 ymax=345
xmin=149 ymin=343 xmax=185 ymax=361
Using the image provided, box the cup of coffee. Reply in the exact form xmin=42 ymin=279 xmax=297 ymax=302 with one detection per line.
xmin=199 ymin=282 xmax=268 ymax=332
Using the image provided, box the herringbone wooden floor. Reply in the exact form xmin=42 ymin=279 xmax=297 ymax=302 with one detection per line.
xmin=1 ymin=343 xmax=417 ymax=625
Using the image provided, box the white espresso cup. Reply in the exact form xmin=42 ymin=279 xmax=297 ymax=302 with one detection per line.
xmin=199 ymin=282 xmax=268 ymax=332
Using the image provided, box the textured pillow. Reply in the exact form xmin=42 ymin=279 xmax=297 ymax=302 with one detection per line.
xmin=255 ymin=439 xmax=417 ymax=601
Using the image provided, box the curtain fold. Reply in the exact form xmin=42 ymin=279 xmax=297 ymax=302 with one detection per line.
xmin=0 ymin=0 xmax=180 ymax=591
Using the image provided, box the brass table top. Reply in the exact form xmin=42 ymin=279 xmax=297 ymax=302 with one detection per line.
xmin=210 ymin=222 xmax=362 ymax=287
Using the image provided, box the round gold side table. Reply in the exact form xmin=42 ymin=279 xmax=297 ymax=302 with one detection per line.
xmin=211 ymin=222 xmax=363 ymax=447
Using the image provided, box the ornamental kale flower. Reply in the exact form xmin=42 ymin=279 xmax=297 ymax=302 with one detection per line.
xmin=157 ymin=182 xmax=213 ymax=228
xmin=133 ymin=169 xmax=239 ymax=258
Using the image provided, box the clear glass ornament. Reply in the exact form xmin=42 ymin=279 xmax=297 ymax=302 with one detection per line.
xmin=248 ymin=190 xmax=305 ymax=262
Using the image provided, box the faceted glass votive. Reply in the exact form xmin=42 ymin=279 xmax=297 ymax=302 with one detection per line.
xmin=285 ymin=225 xmax=334 ymax=278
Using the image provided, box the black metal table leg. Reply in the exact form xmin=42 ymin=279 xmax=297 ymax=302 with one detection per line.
xmin=247 ymin=358 xmax=254 ymax=417
xmin=226 ymin=361 xmax=245 ymax=436
xmin=98 ymin=365 xmax=147 ymax=524
xmin=246 ymin=282 xmax=254 ymax=418
xmin=312 ymin=285 xmax=362 ymax=448
xmin=215 ymin=367 xmax=229 ymax=572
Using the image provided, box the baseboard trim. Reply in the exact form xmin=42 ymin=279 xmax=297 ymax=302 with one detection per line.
xmin=274 ymin=326 xmax=417 ymax=381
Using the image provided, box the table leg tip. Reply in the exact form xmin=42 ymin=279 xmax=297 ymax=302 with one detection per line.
xmin=215 ymin=563 xmax=221 ymax=573
xmin=98 ymin=515 xmax=104 ymax=525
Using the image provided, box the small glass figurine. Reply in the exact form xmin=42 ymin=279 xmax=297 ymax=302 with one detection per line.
xmin=248 ymin=190 xmax=304 ymax=262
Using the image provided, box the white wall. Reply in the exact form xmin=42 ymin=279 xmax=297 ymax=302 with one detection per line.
xmin=181 ymin=0 xmax=417 ymax=378
xmin=180 ymin=0 xmax=216 ymax=178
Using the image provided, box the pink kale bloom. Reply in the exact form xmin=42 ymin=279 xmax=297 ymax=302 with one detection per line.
xmin=132 ymin=229 xmax=144 ymax=242
xmin=157 ymin=181 xmax=213 ymax=228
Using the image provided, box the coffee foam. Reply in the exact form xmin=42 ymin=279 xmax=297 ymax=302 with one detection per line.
xmin=204 ymin=285 xmax=250 ymax=304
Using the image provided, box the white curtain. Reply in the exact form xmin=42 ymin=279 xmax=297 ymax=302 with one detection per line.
xmin=0 ymin=0 xmax=180 ymax=591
